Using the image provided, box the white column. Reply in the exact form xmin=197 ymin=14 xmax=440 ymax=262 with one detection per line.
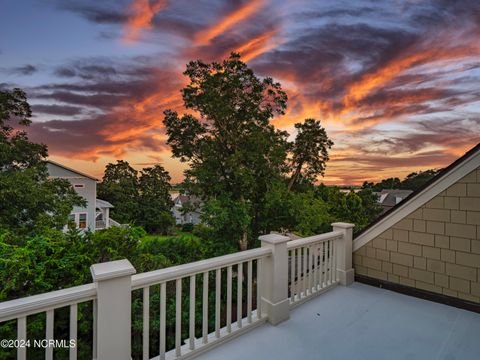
xmin=332 ymin=222 xmax=355 ymax=286
xmin=90 ymin=259 xmax=136 ymax=360
xmin=105 ymin=208 xmax=110 ymax=228
xmin=259 ymin=233 xmax=290 ymax=325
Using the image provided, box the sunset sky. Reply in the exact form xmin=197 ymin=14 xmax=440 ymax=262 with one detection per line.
xmin=1 ymin=0 xmax=479 ymax=185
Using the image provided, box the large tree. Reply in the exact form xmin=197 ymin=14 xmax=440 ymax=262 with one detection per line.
xmin=0 ymin=88 xmax=84 ymax=235
xmin=97 ymin=160 xmax=140 ymax=223
xmin=287 ymin=118 xmax=333 ymax=191
xmin=164 ymin=53 xmax=289 ymax=249
xmin=98 ymin=161 xmax=174 ymax=233
xmin=138 ymin=165 xmax=174 ymax=233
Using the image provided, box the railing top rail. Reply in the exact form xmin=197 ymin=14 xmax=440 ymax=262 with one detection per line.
xmin=131 ymin=247 xmax=271 ymax=290
xmin=0 ymin=283 xmax=96 ymax=323
xmin=287 ymin=230 xmax=343 ymax=250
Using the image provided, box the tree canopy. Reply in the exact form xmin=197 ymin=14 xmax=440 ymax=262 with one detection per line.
xmin=362 ymin=169 xmax=441 ymax=192
xmin=98 ymin=160 xmax=174 ymax=233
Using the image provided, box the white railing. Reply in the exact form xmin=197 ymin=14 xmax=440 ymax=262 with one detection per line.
xmin=287 ymin=230 xmax=343 ymax=307
xmin=131 ymin=247 xmax=270 ymax=360
xmin=0 ymin=222 xmax=354 ymax=360
xmin=95 ymin=220 xmax=106 ymax=229
xmin=0 ymin=283 xmax=97 ymax=360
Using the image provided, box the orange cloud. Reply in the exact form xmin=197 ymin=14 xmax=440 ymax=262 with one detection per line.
xmin=343 ymin=43 xmax=480 ymax=112
xmin=194 ymin=0 xmax=264 ymax=45
xmin=123 ymin=0 xmax=167 ymax=43
xmin=232 ymin=29 xmax=280 ymax=62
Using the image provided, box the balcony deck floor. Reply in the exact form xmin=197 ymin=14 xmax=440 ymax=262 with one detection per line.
xmin=196 ymin=282 xmax=480 ymax=360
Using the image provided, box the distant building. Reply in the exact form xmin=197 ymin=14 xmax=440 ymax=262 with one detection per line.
xmin=376 ymin=189 xmax=413 ymax=213
xmin=46 ymin=160 xmax=121 ymax=231
xmin=171 ymin=194 xmax=203 ymax=225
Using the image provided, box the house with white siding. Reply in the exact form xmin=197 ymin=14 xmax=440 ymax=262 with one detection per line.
xmin=171 ymin=194 xmax=203 ymax=225
xmin=46 ymin=160 xmax=120 ymax=231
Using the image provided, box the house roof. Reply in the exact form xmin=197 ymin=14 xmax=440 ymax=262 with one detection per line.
xmin=96 ymin=199 xmax=114 ymax=208
xmin=174 ymin=194 xmax=202 ymax=205
xmin=353 ymin=142 xmax=480 ymax=251
xmin=47 ymin=160 xmax=99 ymax=181
xmin=377 ymin=189 xmax=413 ymax=207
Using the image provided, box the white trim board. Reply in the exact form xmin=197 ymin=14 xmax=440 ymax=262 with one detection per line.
xmin=353 ymin=147 xmax=480 ymax=252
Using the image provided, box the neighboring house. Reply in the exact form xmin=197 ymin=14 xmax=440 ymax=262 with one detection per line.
xmin=46 ymin=160 xmax=119 ymax=231
xmin=376 ymin=189 xmax=413 ymax=213
xmin=171 ymin=194 xmax=202 ymax=225
xmin=353 ymin=143 xmax=480 ymax=304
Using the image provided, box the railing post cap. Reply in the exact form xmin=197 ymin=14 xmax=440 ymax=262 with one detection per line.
xmin=90 ymin=259 xmax=136 ymax=282
xmin=259 ymin=233 xmax=290 ymax=244
xmin=331 ymin=222 xmax=355 ymax=229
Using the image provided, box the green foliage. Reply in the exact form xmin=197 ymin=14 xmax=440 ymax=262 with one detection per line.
xmin=400 ymin=169 xmax=440 ymax=191
xmin=201 ymin=195 xmax=251 ymax=250
xmin=98 ymin=161 xmax=174 ymax=234
xmin=288 ymin=191 xmax=331 ymax=236
xmin=139 ymin=232 xmax=208 ymax=265
xmin=362 ymin=169 xmax=440 ymax=192
xmin=137 ymin=165 xmax=175 ymax=233
xmin=97 ymin=160 xmax=140 ymax=223
xmin=181 ymin=222 xmax=194 ymax=232
xmin=316 ymin=185 xmax=382 ymax=233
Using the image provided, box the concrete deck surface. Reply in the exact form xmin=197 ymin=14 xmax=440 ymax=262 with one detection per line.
xmin=196 ymin=282 xmax=480 ymax=360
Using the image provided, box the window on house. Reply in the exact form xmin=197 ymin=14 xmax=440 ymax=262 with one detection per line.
xmin=67 ymin=214 xmax=75 ymax=228
xmin=74 ymin=184 xmax=85 ymax=188
xmin=79 ymin=213 xmax=87 ymax=229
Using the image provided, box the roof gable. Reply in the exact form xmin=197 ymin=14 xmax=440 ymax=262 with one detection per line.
xmin=47 ymin=160 xmax=98 ymax=181
xmin=354 ymin=143 xmax=480 ymax=251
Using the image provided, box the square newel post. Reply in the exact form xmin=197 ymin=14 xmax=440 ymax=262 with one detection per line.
xmin=259 ymin=233 xmax=290 ymax=325
xmin=332 ymin=222 xmax=355 ymax=286
xmin=90 ymin=259 xmax=136 ymax=360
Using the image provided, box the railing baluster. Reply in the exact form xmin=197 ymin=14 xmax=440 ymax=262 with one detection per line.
xmin=290 ymin=249 xmax=296 ymax=301
xmin=332 ymin=239 xmax=337 ymax=283
xmin=329 ymin=241 xmax=333 ymax=284
xmin=92 ymin=299 xmax=97 ymax=360
xmin=202 ymin=271 xmax=209 ymax=344
xmin=257 ymin=258 xmax=262 ymax=319
xmin=143 ymin=286 xmax=150 ymax=360
xmin=313 ymin=246 xmax=318 ymax=291
xmin=215 ymin=268 xmax=221 ymax=338
xmin=45 ymin=309 xmax=54 ymax=360
xmin=159 ymin=282 xmax=166 ymax=360
xmin=296 ymin=248 xmax=301 ymax=299
xmin=69 ymin=304 xmax=77 ymax=360
xmin=308 ymin=246 xmax=315 ymax=294
xmin=227 ymin=265 xmax=232 ymax=333
xmin=175 ymin=278 xmax=182 ymax=357
xmin=237 ymin=263 xmax=243 ymax=328
xmin=303 ymin=247 xmax=308 ymax=297
xmin=189 ymin=275 xmax=196 ymax=350
xmin=318 ymin=243 xmax=323 ymax=288
xmin=17 ymin=316 xmax=26 ymax=360
xmin=247 ymin=260 xmax=252 ymax=323
xmin=329 ymin=240 xmax=333 ymax=284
